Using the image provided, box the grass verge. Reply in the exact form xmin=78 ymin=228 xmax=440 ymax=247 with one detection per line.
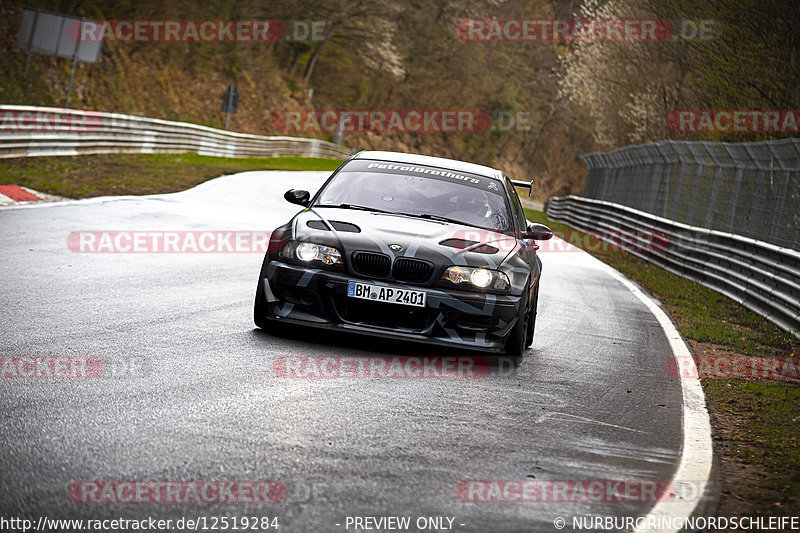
xmin=525 ymin=208 xmax=799 ymax=517
xmin=0 ymin=153 xmax=344 ymax=198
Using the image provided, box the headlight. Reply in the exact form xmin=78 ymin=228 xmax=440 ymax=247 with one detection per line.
xmin=280 ymin=241 xmax=342 ymax=265
xmin=296 ymin=242 xmax=318 ymax=262
xmin=470 ymin=268 xmax=493 ymax=288
xmin=442 ymin=266 xmax=509 ymax=291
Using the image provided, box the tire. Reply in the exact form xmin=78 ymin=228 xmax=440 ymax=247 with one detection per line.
xmin=253 ymin=254 xmax=275 ymax=332
xmin=525 ymin=287 xmax=539 ymax=348
xmin=504 ymin=296 xmax=529 ymax=365
xmin=253 ymin=276 xmax=268 ymax=329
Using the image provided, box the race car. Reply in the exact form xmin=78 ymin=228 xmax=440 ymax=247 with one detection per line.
xmin=254 ymin=150 xmax=552 ymax=361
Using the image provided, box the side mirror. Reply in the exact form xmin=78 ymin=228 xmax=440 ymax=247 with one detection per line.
xmin=284 ymin=189 xmax=310 ymax=207
xmin=524 ymin=223 xmax=553 ymax=241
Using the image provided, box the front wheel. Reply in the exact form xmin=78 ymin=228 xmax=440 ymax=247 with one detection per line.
xmin=254 ymin=276 xmax=268 ymax=329
xmin=525 ymin=287 xmax=539 ymax=348
xmin=253 ymin=255 xmax=277 ymax=332
xmin=504 ymin=298 xmax=530 ymax=365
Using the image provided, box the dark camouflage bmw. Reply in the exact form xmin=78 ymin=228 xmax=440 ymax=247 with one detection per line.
xmin=254 ymin=151 xmax=553 ymax=361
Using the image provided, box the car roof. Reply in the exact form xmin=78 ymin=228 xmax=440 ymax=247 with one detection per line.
xmin=351 ymin=150 xmax=505 ymax=181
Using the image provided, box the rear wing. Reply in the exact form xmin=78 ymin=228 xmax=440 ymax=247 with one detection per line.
xmin=510 ymin=179 xmax=534 ymax=197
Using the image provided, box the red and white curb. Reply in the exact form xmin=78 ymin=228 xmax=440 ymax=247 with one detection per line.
xmin=0 ymin=185 xmax=62 ymax=206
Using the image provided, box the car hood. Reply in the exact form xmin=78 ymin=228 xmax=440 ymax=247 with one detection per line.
xmin=292 ymin=207 xmax=519 ymax=268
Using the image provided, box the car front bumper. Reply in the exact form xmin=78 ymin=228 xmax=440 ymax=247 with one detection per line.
xmin=259 ymin=260 xmax=524 ymax=353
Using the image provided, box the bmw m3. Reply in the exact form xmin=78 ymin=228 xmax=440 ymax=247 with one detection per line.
xmin=254 ymin=150 xmax=553 ymax=361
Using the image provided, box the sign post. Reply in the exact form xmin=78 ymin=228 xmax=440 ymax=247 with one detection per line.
xmin=221 ymin=83 xmax=240 ymax=130
xmin=22 ymin=9 xmax=39 ymax=78
xmin=64 ymin=18 xmax=84 ymax=108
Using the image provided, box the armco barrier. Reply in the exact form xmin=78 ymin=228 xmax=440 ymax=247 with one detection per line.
xmin=545 ymin=195 xmax=800 ymax=339
xmin=0 ymin=105 xmax=354 ymax=160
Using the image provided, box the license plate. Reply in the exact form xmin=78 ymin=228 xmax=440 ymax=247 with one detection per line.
xmin=347 ymin=281 xmax=426 ymax=307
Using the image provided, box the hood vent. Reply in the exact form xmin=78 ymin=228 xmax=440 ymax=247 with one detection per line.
xmin=330 ymin=221 xmax=361 ymax=232
xmin=306 ymin=220 xmax=361 ymax=232
xmin=306 ymin=220 xmax=330 ymax=230
xmin=439 ymin=238 xmax=499 ymax=255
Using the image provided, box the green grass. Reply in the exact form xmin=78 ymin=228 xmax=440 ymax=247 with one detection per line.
xmin=525 ymin=208 xmax=799 ymax=516
xmin=0 ymin=153 xmax=343 ymax=198
xmin=704 ymin=379 xmax=800 ymax=513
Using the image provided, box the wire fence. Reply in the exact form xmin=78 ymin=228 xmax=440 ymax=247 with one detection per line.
xmin=581 ymin=139 xmax=800 ymax=251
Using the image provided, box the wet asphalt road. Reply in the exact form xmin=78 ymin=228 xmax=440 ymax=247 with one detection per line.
xmin=0 ymin=171 xmax=685 ymax=532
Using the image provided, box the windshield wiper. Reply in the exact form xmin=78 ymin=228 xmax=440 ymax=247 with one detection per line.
xmin=398 ymin=212 xmax=506 ymax=231
xmin=400 ymin=213 xmax=472 ymax=225
xmin=314 ymin=203 xmax=393 ymax=214
xmin=314 ymin=206 xmax=488 ymax=229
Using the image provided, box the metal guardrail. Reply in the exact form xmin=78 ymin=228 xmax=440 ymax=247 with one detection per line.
xmin=546 ymin=195 xmax=800 ymax=339
xmin=0 ymin=105 xmax=354 ymax=160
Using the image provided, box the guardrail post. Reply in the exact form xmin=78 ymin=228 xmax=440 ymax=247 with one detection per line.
xmin=670 ymin=143 xmax=689 ymax=222
xmin=743 ymin=143 xmax=769 ymax=239
xmin=621 ymin=149 xmax=635 ymax=207
xmin=686 ymin=145 xmax=705 ymax=225
xmin=721 ymin=144 xmax=744 ymax=234
xmin=653 ymin=142 xmax=670 ymax=218
xmin=767 ymin=143 xmax=791 ymax=245
xmin=704 ymin=143 xmax=725 ymax=230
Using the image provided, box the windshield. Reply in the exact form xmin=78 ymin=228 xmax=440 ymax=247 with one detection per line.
xmin=313 ymin=160 xmax=511 ymax=231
